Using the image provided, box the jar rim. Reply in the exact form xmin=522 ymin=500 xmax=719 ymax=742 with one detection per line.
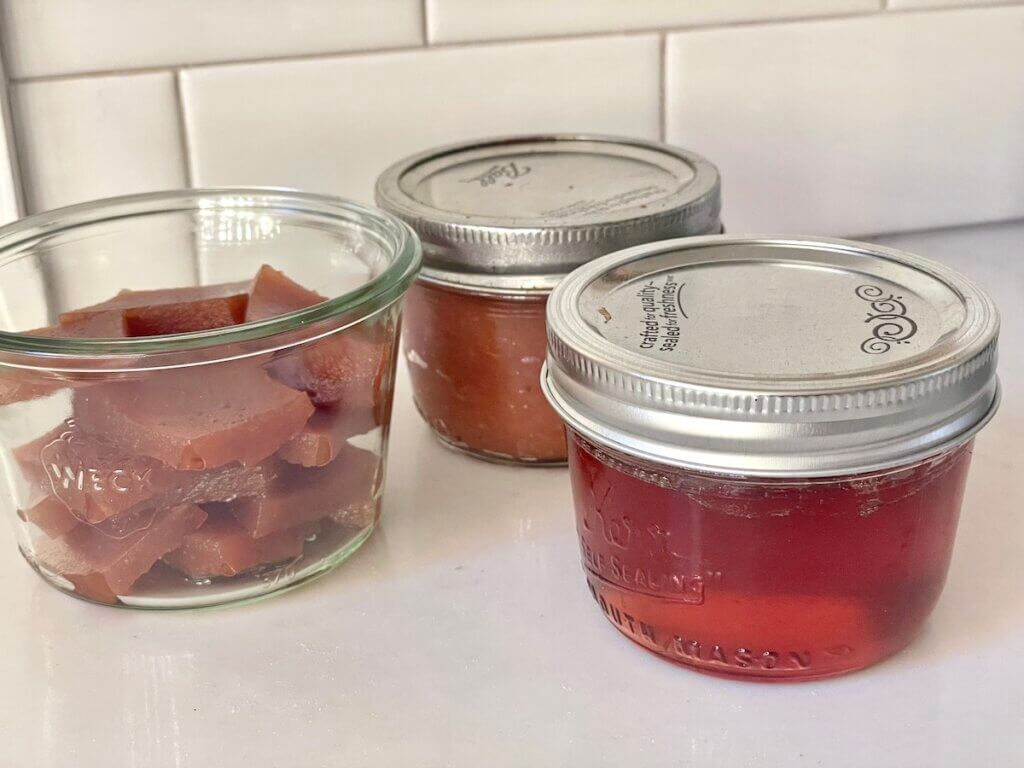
xmin=416 ymin=266 xmax=560 ymax=295
xmin=0 ymin=188 xmax=422 ymax=361
xmin=546 ymin=365 xmax=1000 ymax=478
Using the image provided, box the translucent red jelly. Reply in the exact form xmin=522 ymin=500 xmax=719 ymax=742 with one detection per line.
xmin=402 ymin=281 xmax=566 ymax=463
xmin=568 ymin=430 xmax=973 ymax=681
xmin=7 ymin=266 xmax=394 ymax=606
xmin=34 ymin=503 xmax=209 ymax=604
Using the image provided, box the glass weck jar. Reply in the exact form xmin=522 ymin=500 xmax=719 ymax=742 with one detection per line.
xmin=376 ymin=135 xmax=721 ymax=464
xmin=542 ymin=236 xmax=999 ymax=680
xmin=0 ymin=189 xmax=420 ymax=608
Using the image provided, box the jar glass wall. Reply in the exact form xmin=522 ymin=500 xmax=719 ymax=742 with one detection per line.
xmin=0 ymin=189 xmax=420 ymax=608
xmin=403 ymin=281 xmax=565 ymax=463
xmin=568 ymin=430 xmax=973 ymax=680
xmin=376 ymin=135 xmax=722 ymax=466
xmin=543 ymin=235 xmax=999 ymax=679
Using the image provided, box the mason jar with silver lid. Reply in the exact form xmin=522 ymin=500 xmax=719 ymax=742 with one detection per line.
xmin=375 ymin=134 xmax=721 ymax=464
xmin=542 ymin=235 xmax=999 ymax=679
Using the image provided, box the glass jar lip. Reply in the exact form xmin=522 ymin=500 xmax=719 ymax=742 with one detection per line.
xmin=417 ymin=266 xmax=560 ymax=296
xmin=0 ymin=187 xmax=422 ymax=359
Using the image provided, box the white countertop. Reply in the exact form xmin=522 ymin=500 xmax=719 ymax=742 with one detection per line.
xmin=0 ymin=221 xmax=1022 ymax=767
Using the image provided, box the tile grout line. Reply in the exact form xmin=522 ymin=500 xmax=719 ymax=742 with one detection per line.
xmin=10 ymin=2 xmax=1024 ymax=84
xmin=171 ymin=69 xmax=203 ymax=287
xmin=0 ymin=26 xmax=27 ymax=217
xmin=0 ymin=9 xmax=59 ymax=324
xmin=658 ymin=34 xmax=667 ymax=143
xmin=4 ymin=3 xmax=1022 ymax=84
xmin=11 ymin=0 xmax=1001 ymax=85
xmin=421 ymin=0 xmax=431 ymax=45
xmin=9 ymin=43 xmax=427 ymax=84
xmin=884 ymin=0 xmax=1024 ymax=12
xmin=0 ymin=23 xmax=767 ymax=85
xmin=171 ymin=69 xmax=194 ymax=188
xmin=8 ymin=32 xmax=645 ymax=85
xmin=858 ymin=214 xmax=1024 ymax=242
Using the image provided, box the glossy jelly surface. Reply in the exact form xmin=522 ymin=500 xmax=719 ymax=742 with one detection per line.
xmin=402 ymin=281 xmax=566 ymax=464
xmin=1 ymin=267 xmax=401 ymax=608
xmin=567 ymin=430 xmax=973 ymax=680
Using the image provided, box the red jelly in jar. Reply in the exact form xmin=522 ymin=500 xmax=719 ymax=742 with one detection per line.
xmin=543 ymin=236 xmax=1000 ymax=680
xmin=377 ymin=135 xmax=721 ymax=464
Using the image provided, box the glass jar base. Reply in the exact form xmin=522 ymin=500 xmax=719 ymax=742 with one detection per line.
xmin=21 ymin=522 xmax=377 ymax=610
xmin=585 ymin=571 xmax=918 ymax=682
xmin=430 ymin=428 xmax=568 ymax=467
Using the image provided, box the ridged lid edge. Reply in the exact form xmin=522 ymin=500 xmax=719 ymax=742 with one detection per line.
xmin=375 ymin=134 xmax=722 ymax=288
xmin=543 ymin=235 xmax=1001 ymax=476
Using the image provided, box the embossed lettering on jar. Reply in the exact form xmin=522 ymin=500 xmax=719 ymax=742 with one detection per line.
xmin=376 ymin=135 xmax=721 ymax=464
xmin=543 ymin=236 xmax=999 ymax=680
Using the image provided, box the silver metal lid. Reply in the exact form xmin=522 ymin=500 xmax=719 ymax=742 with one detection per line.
xmin=374 ymin=134 xmax=721 ymax=294
xmin=542 ymin=235 xmax=1000 ymax=477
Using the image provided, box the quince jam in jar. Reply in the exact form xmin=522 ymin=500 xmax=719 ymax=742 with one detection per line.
xmin=402 ymin=283 xmax=562 ymax=462
xmin=376 ymin=134 xmax=721 ymax=464
xmin=0 ymin=190 xmax=420 ymax=609
xmin=544 ymin=236 xmax=1000 ymax=679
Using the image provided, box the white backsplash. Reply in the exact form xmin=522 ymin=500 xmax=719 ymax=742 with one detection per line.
xmin=424 ymin=0 xmax=882 ymax=43
xmin=1 ymin=0 xmax=1023 ymax=237
xmin=665 ymin=7 xmax=1024 ymax=234
xmin=12 ymin=71 xmax=186 ymax=212
xmin=182 ymin=34 xmax=661 ymax=203
xmin=0 ymin=0 xmax=424 ymax=78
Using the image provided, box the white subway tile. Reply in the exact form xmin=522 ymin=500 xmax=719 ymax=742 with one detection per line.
xmin=13 ymin=72 xmax=186 ymax=212
xmin=182 ymin=35 xmax=661 ymax=204
xmin=0 ymin=255 xmax=49 ymax=332
xmin=665 ymin=7 xmax=1024 ymax=235
xmin=12 ymin=73 xmax=193 ymax=307
xmin=427 ymin=0 xmax=880 ymax=43
xmin=0 ymin=0 xmax=423 ymax=79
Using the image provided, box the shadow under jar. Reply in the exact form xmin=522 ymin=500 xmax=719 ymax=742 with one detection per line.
xmin=376 ymin=135 xmax=721 ymax=465
xmin=0 ymin=189 xmax=420 ymax=609
xmin=542 ymin=236 xmax=1000 ymax=680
